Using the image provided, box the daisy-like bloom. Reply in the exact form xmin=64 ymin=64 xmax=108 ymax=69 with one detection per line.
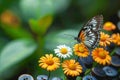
xmin=99 ymin=32 xmax=112 ymax=47
xmin=92 ymin=48 xmax=111 ymax=65
xmin=54 ymin=45 xmax=72 ymax=58
xmin=62 ymin=59 xmax=82 ymax=77
xmin=103 ymin=22 xmax=116 ymax=31
xmin=111 ymin=33 xmax=120 ymax=45
xmin=73 ymin=43 xmax=89 ymax=57
xmin=38 ymin=54 xmax=60 ymax=71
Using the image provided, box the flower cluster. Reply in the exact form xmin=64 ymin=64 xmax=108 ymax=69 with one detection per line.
xmin=38 ymin=21 xmax=120 ymax=80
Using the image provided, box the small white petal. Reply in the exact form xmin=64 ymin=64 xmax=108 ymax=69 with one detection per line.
xmin=54 ymin=49 xmax=60 ymax=53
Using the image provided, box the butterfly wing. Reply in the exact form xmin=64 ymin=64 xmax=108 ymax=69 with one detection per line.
xmin=78 ymin=15 xmax=103 ymax=48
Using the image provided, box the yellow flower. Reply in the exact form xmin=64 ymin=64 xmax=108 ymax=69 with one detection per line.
xmin=62 ymin=59 xmax=82 ymax=77
xmin=92 ymin=48 xmax=111 ymax=65
xmin=103 ymin=22 xmax=116 ymax=31
xmin=99 ymin=32 xmax=112 ymax=47
xmin=73 ymin=43 xmax=89 ymax=57
xmin=38 ymin=54 xmax=60 ymax=71
xmin=111 ymin=33 xmax=120 ymax=45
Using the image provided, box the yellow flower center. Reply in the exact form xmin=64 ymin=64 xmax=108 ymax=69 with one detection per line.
xmin=98 ymin=52 xmax=106 ymax=59
xmin=69 ymin=64 xmax=76 ymax=70
xmin=46 ymin=59 xmax=54 ymax=65
xmin=60 ymin=48 xmax=68 ymax=54
xmin=106 ymin=22 xmax=112 ymax=27
xmin=79 ymin=47 xmax=84 ymax=53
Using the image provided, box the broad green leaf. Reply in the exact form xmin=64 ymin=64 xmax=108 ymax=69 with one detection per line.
xmin=20 ymin=0 xmax=70 ymax=20
xmin=0 ymin=38 xmax=8 ymax=53
xmin=0 ymin=39 xmax=37 ymax=73
xmin=1 ymin=24 xmax=32 ymax=39
xmin=45 ymin=29 xmax=79 ymax=51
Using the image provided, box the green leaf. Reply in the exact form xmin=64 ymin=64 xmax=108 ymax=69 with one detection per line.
xmin=0 ymin=38 xmax=8 ymax=53
xmin=76 ymin=76 xmax=82 ymax=80
xmin=85 ymin=69 xmax=91 ymax=75
xmin=20 ymin=0 xmax=70 ymax=20
xmin=1 ymin=24 xmax=32 ymax=39
xmin=0 ymin=39 xmax=37 ymax=73
xmin=45 ymin=29 xmax=78 ymax=51
xmin=29 ymin=15 xmax=53 ymax=35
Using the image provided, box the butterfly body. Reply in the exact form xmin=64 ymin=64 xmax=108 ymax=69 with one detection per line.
xmin=75 ymin=15 xmax=103 ymax=49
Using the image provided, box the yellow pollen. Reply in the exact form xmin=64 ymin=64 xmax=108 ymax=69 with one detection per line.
xmin=46 ymin=59 xmax=54 ymax=65
xmin=60 ymin=48 xmax=68 ymax=54
xmin=106 ymin=22 xmax=112 ymax=27
xmin=79 ymin=47 xmax=84 ymax=53
xmin=69 ymin=64 xmax=76 ymax=70
xmin=98 ymin=52 xmax=106 ymax=59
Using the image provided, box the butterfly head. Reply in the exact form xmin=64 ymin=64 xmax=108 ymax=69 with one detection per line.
xmin=74 ymin=37 xmax=81 ymax=43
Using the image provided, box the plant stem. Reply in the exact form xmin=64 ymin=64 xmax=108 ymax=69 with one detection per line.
xmin=48 ymin=71 xmax=51 ymax=80
xmin=61 ymin=58 xmax=64 ymax=63
xmin=110 ymin=47 xmax=117 ymax=56
xmin=76 ymin=56 xmax=79 ymax=61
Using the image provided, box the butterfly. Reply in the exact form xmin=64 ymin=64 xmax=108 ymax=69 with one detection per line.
xmin=75 ymin=15 xmax=103 ymax=49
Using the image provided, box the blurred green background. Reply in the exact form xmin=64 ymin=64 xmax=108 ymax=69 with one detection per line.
xmin=0 ymin=0 xmax=120 ymax=80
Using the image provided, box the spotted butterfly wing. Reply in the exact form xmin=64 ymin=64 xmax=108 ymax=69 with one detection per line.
xmin=76 ymin=15 xmax=103 ymax=48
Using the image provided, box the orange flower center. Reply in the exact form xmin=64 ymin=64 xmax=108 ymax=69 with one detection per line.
xmin=101 ymin=36 xmax=107 ymax=41
xmin=60 ymin=48 xmax=68 ymax=54
xmin=117 ymin=37 xmax=120 ymax=41
xmin=118 ymin=38 xmax=120 ymax=42
xmin=79 ymin=47 xmax=85 ymax=53
xmin=46 ymin=59 xmax=54 ymax=65
xmin=69 ymin=64 xmax=76 ymax=70
xmin=98 ymin=52 xmax=106 ymax=59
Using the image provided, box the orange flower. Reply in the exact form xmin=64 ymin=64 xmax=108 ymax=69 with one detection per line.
xmin=38 ymin=54 xmax=60 ymax=71
xmin=62 ymin=59 xmax=82 ymax=77
xmin=99 ymin=32 xmax=112 ymax=47
xmin=92 ymin=48 xmax=111 ymax=65
xmin=103 ymin=22 xmax=116 ymax=31
xmin=0 ymin=10 xmax=20 ymax=27
xmin=73 ymin=43 xmax=89 ymax=57
xmin=111 ymin=33 xmax=120 ymax=45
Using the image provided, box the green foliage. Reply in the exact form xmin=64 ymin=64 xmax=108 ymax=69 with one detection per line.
xmin=0 ymin=0 xmax=120 ymax=79
xmin=0 ymin=39 xmax=37 ymax=73
xmin=77 ymin=0 xmax=108 ymax=17
xmin=45 ymin=29 xmax=78 ymax=51
xmin=1 ymin=24 xmax=33 ymax=39
xmin=29 ymin=15 xmax=53 ymax=35
xmin=20 ymin=0 xmax=70 ymax=21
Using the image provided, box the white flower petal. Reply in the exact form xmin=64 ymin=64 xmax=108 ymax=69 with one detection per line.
xmin=54 ymin=45 xmax=73 ymax=58
xmin=54 ymin=49 xmax=60 ymax=53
